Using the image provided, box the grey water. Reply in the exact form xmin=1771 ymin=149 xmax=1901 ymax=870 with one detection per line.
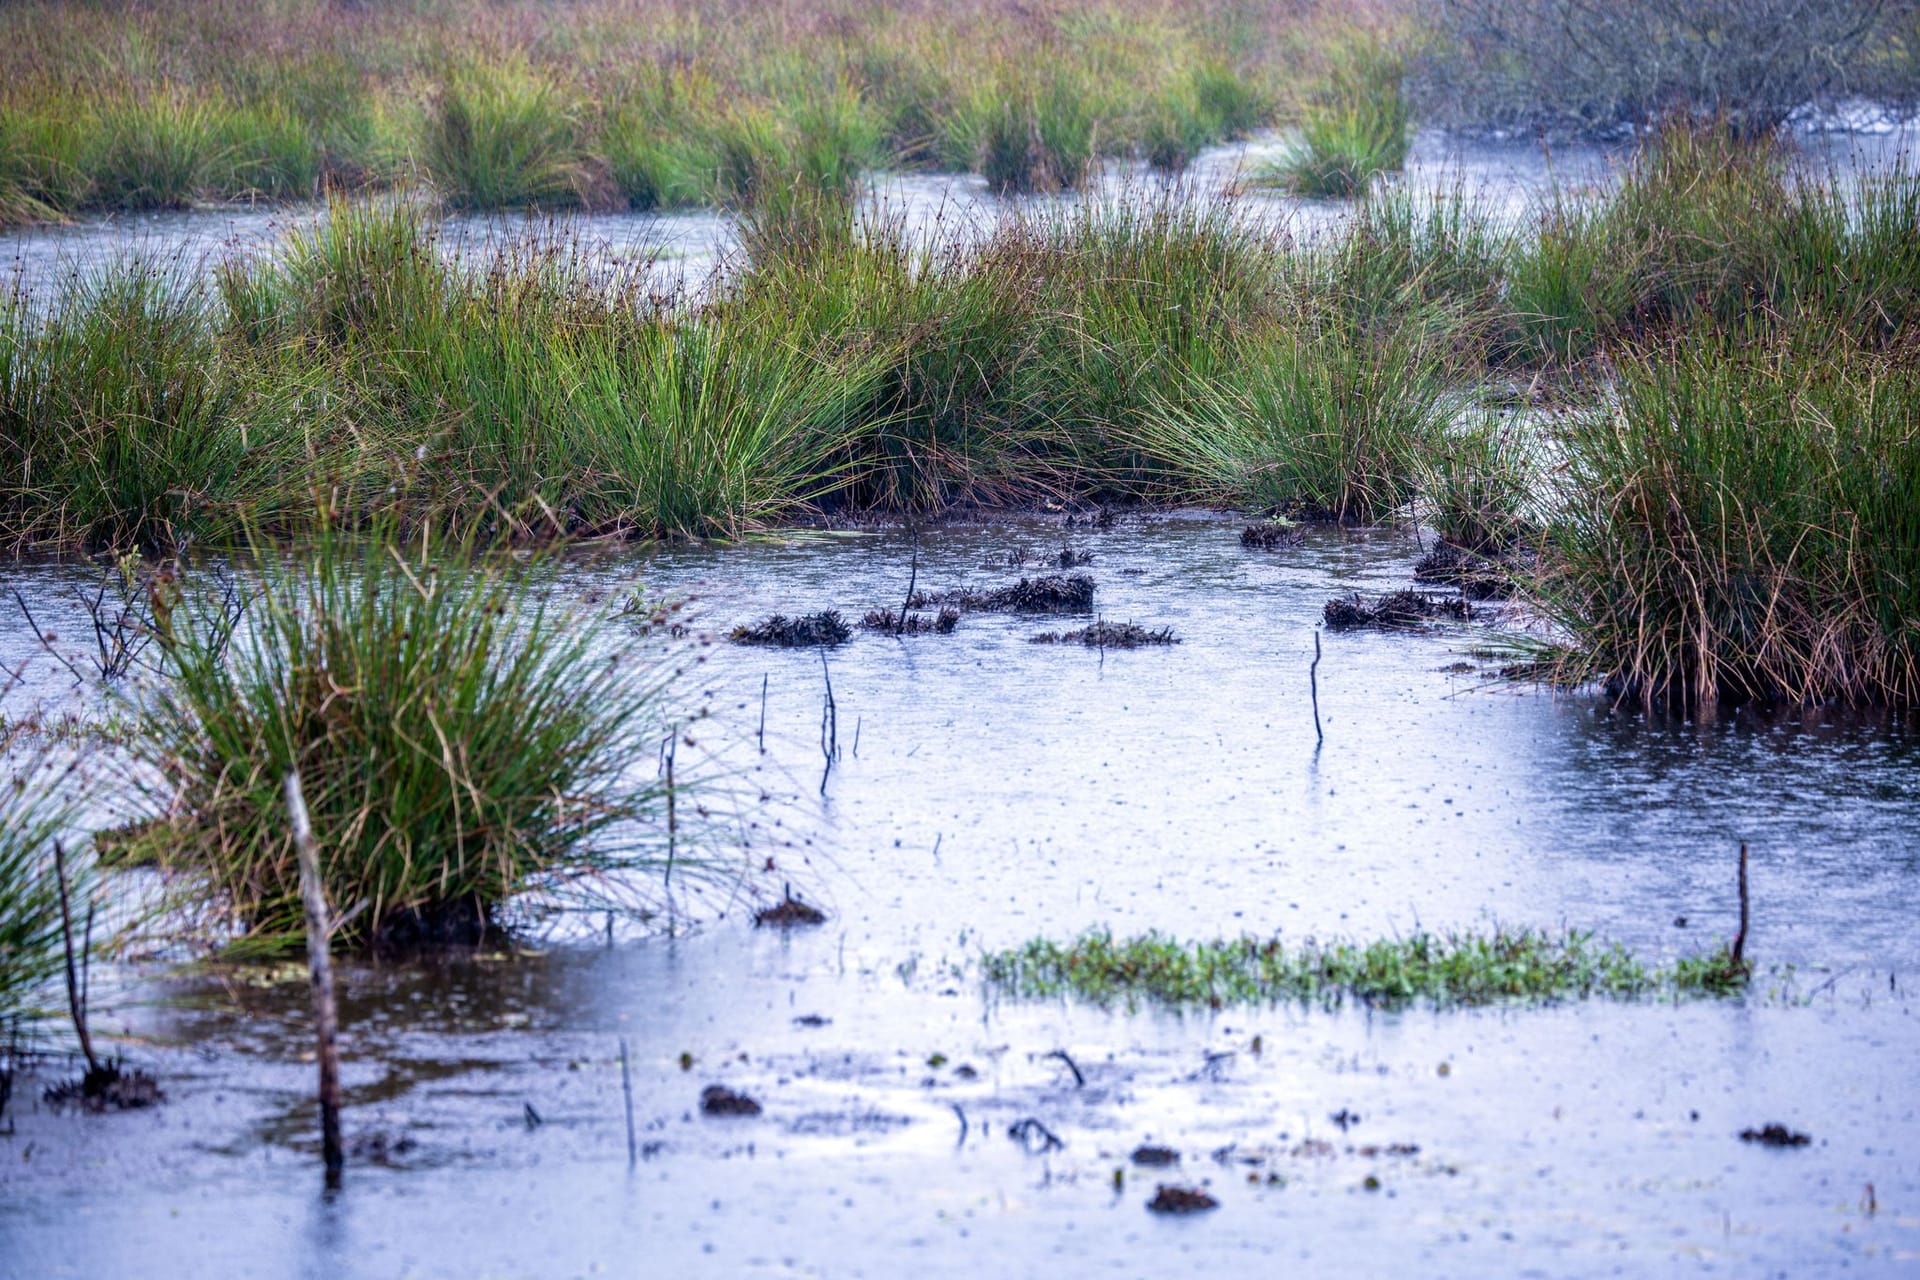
xmin=2 ymin=514 xmax=1917 ymax=1277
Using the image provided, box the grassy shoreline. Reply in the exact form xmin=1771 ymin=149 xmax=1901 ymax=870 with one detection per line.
xmin=2 ymin=119 xmax=1917 ymax=708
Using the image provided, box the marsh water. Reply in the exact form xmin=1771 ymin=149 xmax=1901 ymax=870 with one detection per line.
xmin=2 ymin=512 xmax=1919 ymax=1277
xmin=5 ymin=123 xmax=1916 ymax=304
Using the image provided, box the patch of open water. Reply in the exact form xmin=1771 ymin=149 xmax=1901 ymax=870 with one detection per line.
xmin=2 ymin=514 xmax=1917 ymax=1276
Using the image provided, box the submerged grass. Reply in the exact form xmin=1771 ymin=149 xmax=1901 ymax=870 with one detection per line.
xmin=126 ymin=519 xmax=692 ymax=953
xmin=984 ymin=926 xmax=1749 ymax=1010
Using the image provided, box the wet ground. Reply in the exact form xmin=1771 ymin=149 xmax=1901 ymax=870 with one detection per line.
xmin=4 ymin=122 xmax=1914 ymax=304
xmin=3 ymin=514 xmax=1918 ymax=1276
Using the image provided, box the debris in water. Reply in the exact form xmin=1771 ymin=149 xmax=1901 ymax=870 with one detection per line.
xmin=1241 ymin=521 xmax=1304 ymax=550
xmin=911 ymin=574 xmax=1095 ymax=614
xmin=755 ymin=886 xmax=827 ymax=928
xmin=700 ymin=1085 xmax=763 ymax=1117
xmin=1740 ymin=1124 xmax=1811 ymax=1147
xmin=1008 ymin=1117 xmax=1065 ymax=1153
xmin=348 ymin=1131 xmax=419 ymax=1165
xmin=1323 ymin=591 xmax=1470 ymax=631
xmin=730 ymin=612 xmax=851 ymax=647
xmin=1131 ymin=1145 xmax=1181 ymax=1167
xmin=1146 ymin=1184 xmax=1218 ymax=1214
xmin=1414 ymin=542 xmax=1525 ymax=600
xmin=1030 ymin=620 xmax=1178 ymax=648
xmin=859 ymin=607 xmax=959 ymax=635
xmin=793 ymin=1014 xmax=831 ymax=1028
xmin=41 ymin=1060 xmax=164 ymax=1113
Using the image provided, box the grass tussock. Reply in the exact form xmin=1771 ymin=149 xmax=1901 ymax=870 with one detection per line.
xmin=984 ymin=926 xmax=1750 ymax=1010
xmin=1539 ymin=335 xmax=1920 ymax=710
xmin=1260 ymin=41 xmax=1409 ymax=198
xmin=125 ymin=521 xmax=691 ymax=952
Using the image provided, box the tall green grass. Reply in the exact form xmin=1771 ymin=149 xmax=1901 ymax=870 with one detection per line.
xmin=423 ymin=58 xmax=588 ymax=210
xmin=1261 ymin=42 xmax=1409 ymax=199
xmin=0 ymin=757 xmax=82 ymax=1024
xmin=1540 ymin=335 xmax=1920 ymax=709
xmin=129 ymin=520 xmax=690 ymax=951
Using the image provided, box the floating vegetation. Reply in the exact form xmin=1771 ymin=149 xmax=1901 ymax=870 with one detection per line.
xmin=1146 ymin=1185 xmax=1218 ymax=1214
xmin=1030 ymin=621 xmax=1178 ymax=648
xmin=731 ymin=611 xmax=852 ymax=648
xmin=1413 ymin=542 xmax=1522 ymax=601
xmin=700 ymin=1084 xmax=763 ymax=1116
xmin=753 ymin=887 xmax=828 ymax=928
xmin=983 ymin=928 xmax=1750 ymax=1009
xmin=859 ymin=607 xmax=959 ymax=635
xmin=1240 ymin=520 xmax=1304 ymax=550
xmin=1323 ymin=590 xmax=1471 ymax=631
xmin=1740 ymin=1124 xmax=1812 ymax=1148
xmin=912 ymin=574 xmax=1096 ymax=614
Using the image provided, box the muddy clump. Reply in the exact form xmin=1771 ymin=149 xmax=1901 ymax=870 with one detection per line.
xmin=859 ymin=607 xmax=959 ymax=635
xmin=912 ymin=574 xmax=1095 ymax=615
xmin=1324 ymin=591 xmax=1471 ymax=631
xmin=42 ymin=1060 xmax=164 ymax=1113
xmin=730 ymin=611 xmax=851 ymax=647
xmin=1146 ymin=1184 xmax=1218 ymax=1214
xmin=701 ymin=1085 xmax=763 ymax=1117
xmin=1241 ymin=521 xmax=1304 ymax=550
xmin=348 ymin=1131 xmax=420 ymax=1165
xmin=1131 ymin=1144 xmax=1181 ymax=1167
xmin=1740 ymin=1124 xmax=1811 ymax=1147
xmin=754 ymin=886 xmax=827 ymax=927
xmin=1031 ymin=621 xmax=1178 ymax=648
xmin=1414 ymin=542 xmax=1529 ymax=601
xmin=988 ymin=547 xmax=1094 ymax=570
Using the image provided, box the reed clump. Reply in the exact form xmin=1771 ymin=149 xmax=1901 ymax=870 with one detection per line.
xmin=125 ymin=521 xmax=690 ymax=952
xmin=1539 ymin=333 xmax=1920 ymax=710
xmin=1260 ymin=41 xmax=1409 ymax=198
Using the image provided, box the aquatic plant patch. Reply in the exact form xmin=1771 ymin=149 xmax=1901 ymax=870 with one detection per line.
xmin=731 ymin=612 xmax=853 ymax=647
xmin=983 ymin=927 xmax=1750 ymax=1010
xmin=1029 ymin=621 xmax=1178 ymax=648
xmin=1323 ymin=590 xmax=1471 ymax=630
xmin=909 ymin=574 xmax=1095 ymax=614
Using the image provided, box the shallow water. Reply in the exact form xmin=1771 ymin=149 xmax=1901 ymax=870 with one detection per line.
xmin=3 ymin=515 xmax=1918 ymax=1276
xmin=4 ymin=123 xmax=1912 ymax=305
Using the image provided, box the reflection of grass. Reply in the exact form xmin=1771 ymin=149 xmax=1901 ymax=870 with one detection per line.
xmin=984 ymin=927 xmax=1749 ymax=1009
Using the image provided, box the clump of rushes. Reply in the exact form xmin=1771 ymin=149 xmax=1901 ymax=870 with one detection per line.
xmin=1419 ymin=414 xmax=1538 ymax=555
xmin=127 ymin=519 xmax=692 ymax=952
xmin=983 ymin=926 xmax=1748 ymax=1010
xmin=1138 ymin=307 xmax=1454 ymax=523
xmin=0 ymin=757 xmax=84 ymax=1025
xmin=423 ymin=57 xmax=588 ymax=210
xmin=950 ymin=70 xmax=1098 ymax=193
xmin=1262 ymin=42 xmax=1409 ymax=198
xmin=1538 ymin=333 xmax=1920 ymax=710
xmin=0 ymin=259 xmax=270 ymax=552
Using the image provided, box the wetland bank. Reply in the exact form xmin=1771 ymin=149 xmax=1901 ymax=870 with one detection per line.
xmin=4 ymin=0 xmax=1920 ymax=1274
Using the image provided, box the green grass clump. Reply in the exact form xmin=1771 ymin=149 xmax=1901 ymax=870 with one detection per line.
xmin=1262 ymin=43 xmax=1408 ymax=199
xmin=1138 ymin=307 xmax=1453 ymax=523
xmin=983 ymin=926 xmax=1749 ymax=1010
xmin=0 ymin=261 xmax=265 ymax=551
xmin=1539 ymin=334 xmax=1920 ymax=710
xmin=128 ymin=521 xmax=688 ymax=952
xmin=423 ymin=57 xmax=587 ymax=210
xmin=81 ymin=89 xmax=230 ymax=210
xmin=0 ymin=759 xmax=82 ymax=1024
xmin=950 ymin=72 xmax=1098 ymax=194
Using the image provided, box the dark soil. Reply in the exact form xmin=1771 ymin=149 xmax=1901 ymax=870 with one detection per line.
xmin=1413 ymin=541 xmax=1526 ymax=601
xmin=1241 ymin=521 xmax=1304 ymax=550
xmin=373 ymin=894 xmax=489 ymax=950
xmin=730 ymin=611 xmax=852 ymax=647
xmin=700 ymin=1085 xmax=763 ymax=1117
xmin=1146 ymin=1184 xmax=1219 ymax=1214
xmin=1741 ymin=1124 xmax=1812 ymax=1147
xmin=1324 ymin=591 xmax=1472 ymax=631
xmin=911 ymin=574 xmax=1095 ymax=614
xmin=754 ymin=888 xmax=827 ymax=928
xmin=859 ymin=607 xmax=959 ymax=635
xmin=42 ymin=1060 xmax=164 ymax=1113
xmin=1031 ymin=621 xmax=1178 ymax=648
xmin=1131 ymin=1144 xmax=1181 ymax=1167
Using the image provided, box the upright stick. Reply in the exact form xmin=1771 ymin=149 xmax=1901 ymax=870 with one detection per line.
xmin=285 ymin=771 xmax=344 ymax=1189
xmin=619 ymin=1037 xmax=637 ymax=1168
xmin=1731 ymin=842 xmax=1750 ymax=971
xmin=897 ymin=528 xmax=919 ymax=636
xmin=1310 ymin=631 xmax=1324 ymax=744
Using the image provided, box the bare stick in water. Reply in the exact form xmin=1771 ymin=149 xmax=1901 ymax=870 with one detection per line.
xmin=757 ymin=673 xmax=768 ymax=754
xmin=663 ymin=727 xmax=678 ymax=887
xmin=819 ymin=650 xmax=838 ymax=796
xmin=285 ymin=771 xmax=344 ymax=1189
xmin=896 ymin=527 xmax=919 ymax=636
xmin=1310 ymin=630 xmax=1324 ymax=744
xmin=1731 ymin=842 xmax=1750 ymax=971
xmin=52 ymin=840 xmax=98 ymax=1076
xmin=619 ymin=1037 xmax=637 ymax=1168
